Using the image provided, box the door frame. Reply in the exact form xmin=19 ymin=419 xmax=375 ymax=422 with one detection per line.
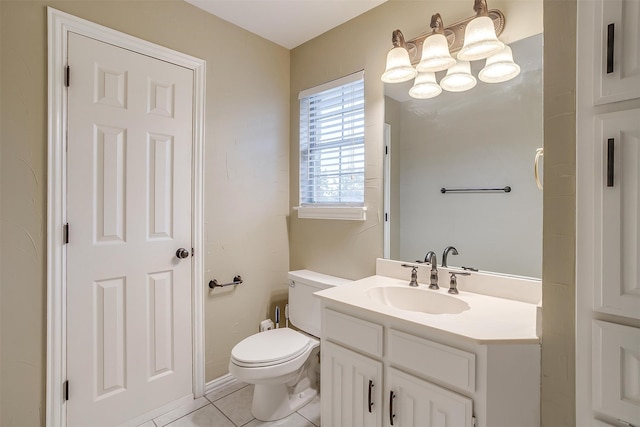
xmin=383 ymin=123 xmax=391 ymax=259
xmin=46 ymin=8 xmax=206 ymax=427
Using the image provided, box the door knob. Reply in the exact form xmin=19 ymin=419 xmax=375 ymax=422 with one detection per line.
xmin=176 ymin=248 xmax=190 ymax=259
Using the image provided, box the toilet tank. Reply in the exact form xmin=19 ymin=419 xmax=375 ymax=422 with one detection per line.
xmin=288 ymin=270 xmax=351 ymax=337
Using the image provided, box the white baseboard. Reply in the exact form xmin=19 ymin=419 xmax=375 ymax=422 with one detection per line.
xmin=205 ymin=373 xmax=240 ymax=396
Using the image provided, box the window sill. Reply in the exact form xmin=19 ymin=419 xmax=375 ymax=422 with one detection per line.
xmin=294 ymin=205 xmax=367 ymax=221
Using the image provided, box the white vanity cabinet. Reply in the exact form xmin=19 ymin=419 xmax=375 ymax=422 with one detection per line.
xmin=320 ymin=305 xmax=540 ymax=427
xmin=592 ymin=0 xmax=640 ymax=104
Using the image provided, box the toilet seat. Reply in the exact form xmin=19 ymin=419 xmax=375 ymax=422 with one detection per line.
xmin=231 ymin=328 xmax=311 ymax=368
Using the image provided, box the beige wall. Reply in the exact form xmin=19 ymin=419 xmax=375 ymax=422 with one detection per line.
xmin=0 ymin=1 xmax=289 ymax=426
xmin=541 ymin=0 xmax=576 ymax=424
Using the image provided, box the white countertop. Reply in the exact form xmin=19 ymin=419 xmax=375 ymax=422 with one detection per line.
xmin=315 ymin=275 xmax=540 ymax=344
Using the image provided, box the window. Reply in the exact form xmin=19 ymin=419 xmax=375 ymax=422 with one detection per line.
xmin=297 ymin=71 xmax=366 ymax=220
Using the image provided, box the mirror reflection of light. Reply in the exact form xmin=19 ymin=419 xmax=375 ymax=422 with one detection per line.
xmin=409 ymin=72 xmax=442 ymax=99
xmin=479 ymin=46 xmax=521 ymax=83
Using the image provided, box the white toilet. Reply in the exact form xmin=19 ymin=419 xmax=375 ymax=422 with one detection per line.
xmin=229 ymin=270 xmax=351 ymax=421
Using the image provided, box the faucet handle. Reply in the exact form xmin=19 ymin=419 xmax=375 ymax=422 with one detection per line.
xmin=401 ymin=264 xmax=420 ymax=287
xmin=449 ymin=271 xmax=471 ymax=277
xmin=448 ymin=271 xmax=471 ymax=295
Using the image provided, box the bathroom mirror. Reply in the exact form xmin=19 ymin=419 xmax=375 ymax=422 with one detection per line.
xmin=383 ymin=34 xmax=542 ymax=278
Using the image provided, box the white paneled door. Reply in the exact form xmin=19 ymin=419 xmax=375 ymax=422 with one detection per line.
xmin=592 ymin=321 xmax=640 ymax=425
xmin=593 ymin=0 xmax=640 ymax=104
xmin=66 ymin=32 xmax=194 ymax=427
xmin=596 ymin=109 xmax=640 ymax=319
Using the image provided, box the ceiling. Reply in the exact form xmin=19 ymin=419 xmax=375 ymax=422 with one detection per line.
xmin=185 ymin=0 xmax=387 ymax=49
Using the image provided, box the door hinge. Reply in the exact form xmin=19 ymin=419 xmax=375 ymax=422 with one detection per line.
xmin=64 ymin=65 xmax=70 ymax=87
xmin=385 ymin=145 xmax=389 ymax=155
xmin=385 ymin=212 xmax=389 ymax=222
xmin=64 ymin=223 xmax=70 ymax=244
xmin=63 ymin=380 xmax=69 ymax=401
xmin=472 ymin=415 xmax=477 ymax=426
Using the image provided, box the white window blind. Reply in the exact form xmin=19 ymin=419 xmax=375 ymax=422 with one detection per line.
xmin=299 ymin=72 xmax=365 ymax=207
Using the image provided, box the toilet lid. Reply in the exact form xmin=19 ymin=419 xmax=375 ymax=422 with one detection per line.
xmin=231 ymin=328 xmax=311 ymax=366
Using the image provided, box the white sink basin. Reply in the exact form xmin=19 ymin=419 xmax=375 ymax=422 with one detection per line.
xmin=366 ymin=286 xmax=471 ymax=315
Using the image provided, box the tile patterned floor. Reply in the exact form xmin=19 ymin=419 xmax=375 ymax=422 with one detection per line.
xmin=139 ymin=382 xmax=320 ymax=427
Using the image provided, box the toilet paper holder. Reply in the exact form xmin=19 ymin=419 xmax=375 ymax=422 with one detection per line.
xmin=209 ymin=275 xmax=243 ymax=289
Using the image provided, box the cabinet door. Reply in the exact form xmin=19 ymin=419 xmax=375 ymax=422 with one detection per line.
xmin=321 ymin=341 xmax=383 ymax=427
xmin=593 ymin=0 xmax=640 ymax=104
xmin=592 ymin=321 xmax=640 ymax=426
xmin=596 ymin=109 xmax=640 ymax=319
xmin=386 ymin=367 xmax=473 ymax=427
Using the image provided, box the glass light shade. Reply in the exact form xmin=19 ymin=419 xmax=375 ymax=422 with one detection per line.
xmin=457 ymin=16 xmax=505 ymax=61
xmin=440 ymin=60 xmax=477 ymax=92
xmin=409 ymin=72 xmax=442 ymax=99
xmin=478 ymin=45 xmax=521 ymax=83
xmin=416 ymin=34 xmax=456 ymax=73
xmin=381 ymin=47 xmax=417 ymax=83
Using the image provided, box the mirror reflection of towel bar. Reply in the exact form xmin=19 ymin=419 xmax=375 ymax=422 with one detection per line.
xmin=441 ymin=186 xmax=511 ymax=194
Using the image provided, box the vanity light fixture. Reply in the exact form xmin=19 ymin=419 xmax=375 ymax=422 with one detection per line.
xmin=380 ymin=0 xmax=519 ymax=99
xmin=416 ymin=14 xmax=456 ymax=73
xmin=381 ymin=30 xmax=418 ymax=83
xmin=457 ymin=0 xmax=504 ymax=61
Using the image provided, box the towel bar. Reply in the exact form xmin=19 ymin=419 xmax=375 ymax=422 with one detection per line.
xmin=209 ymin=275 xmax=243 ymax=288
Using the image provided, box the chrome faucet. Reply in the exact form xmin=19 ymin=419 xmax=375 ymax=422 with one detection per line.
xmin=423 ymin=251 xmax=436 ymax=264
xmin=442 ymin=246 xmax=459 ymax=268
xmin=424 ymin=251 xmax=439 ymax=290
